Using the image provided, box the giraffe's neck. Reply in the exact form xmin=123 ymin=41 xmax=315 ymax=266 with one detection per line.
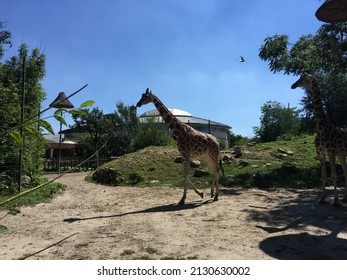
xmin=151 ymin=94 xmax=187 ymax=138
xmin=310 ymin=79 xmax=331 ymax=133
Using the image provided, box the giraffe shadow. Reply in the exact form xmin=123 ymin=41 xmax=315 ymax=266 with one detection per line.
xmin=258 ymin=232 xmax=347 ymax=259
xmin=245 ymin=189 xmax=347 ymax=259
xmin=63 ymin=200 xmax=210 ymax=223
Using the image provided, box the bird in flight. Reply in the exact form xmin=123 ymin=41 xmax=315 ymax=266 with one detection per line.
xmin=239 ymin=56 xmax=245 ymax=63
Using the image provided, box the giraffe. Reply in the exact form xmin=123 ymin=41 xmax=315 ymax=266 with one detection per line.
xmin=136 ymin=88 xmax=221 ymax=205
xmin=291 ymin=72 xmax=347 ymax=206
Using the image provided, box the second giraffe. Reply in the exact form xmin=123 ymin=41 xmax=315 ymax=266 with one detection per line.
xmin=136 ymin=88 xmax=221 ymax=205
xmin=291 ymin=72 xmax=347 ymax=206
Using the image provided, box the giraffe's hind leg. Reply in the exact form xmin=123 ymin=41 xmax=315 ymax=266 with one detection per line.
xmin=211 ymin=173 xmax=219 ymax=202
xmin=187 ymin=178 xmax=204 ymax=199
xmin=210 ymin=161 xmax=220 ymax=202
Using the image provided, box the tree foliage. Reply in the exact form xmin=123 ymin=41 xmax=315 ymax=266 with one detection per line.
xmin=0 ymin=41 xmax=47 ymax=183
xmin=71 ymin=102 xmax=174 ymax=158
xmin=0 ymin=21 xmax=12 ymax=58
xmin=254 ymin=101 xmax=300 ymax=142
xmin=259 ymin=23 xmax=347 ymax=129
xmin=107 ymin=101 xmax=139 ymax=156
xmin=132 ymin=117 xmax=173 ymax=150
xmin=71 ymin=107 xmax=111 ymax=162
xmin=259 ymin=23 xmax=347 ymax=75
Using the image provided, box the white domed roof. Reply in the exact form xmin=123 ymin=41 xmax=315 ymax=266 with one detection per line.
xmin=140 ymin=108 xmax=192 ymax=117
xmin=61 ymin=140 xmax=76 ymax=144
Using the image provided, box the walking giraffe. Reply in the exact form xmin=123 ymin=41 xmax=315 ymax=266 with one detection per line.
xmin=136 ymin=88 xmax=221 ymax=205
xmin=291 ymin=72 xmax=347 ymax=206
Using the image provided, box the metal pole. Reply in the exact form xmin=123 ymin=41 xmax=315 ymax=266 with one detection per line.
xmin=58 ymin=111 xmax=63 ymax=174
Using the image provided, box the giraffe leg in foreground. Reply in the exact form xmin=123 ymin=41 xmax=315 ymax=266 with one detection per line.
xmin=337 ymin=154 xmax=347 ymax=202
xmin=317 ymin=153 xmax=328 ymax=204
xmin=329 ymin=156 xmax=339 ymax=206
xmin=178 ymin=159 xmax=203 ymax=205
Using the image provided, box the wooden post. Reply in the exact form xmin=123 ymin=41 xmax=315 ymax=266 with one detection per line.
xmin=18 ymin=53 xmax=26 ymax=191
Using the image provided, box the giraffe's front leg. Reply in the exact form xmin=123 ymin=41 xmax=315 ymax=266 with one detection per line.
xmin=330 ymin=159 xmax=340 ymax=206
xmin=178 ymin=160 xmax=190 ymax=205
xmin=337 ymin=155 xmax=347 ymax=203
xmin=178 ymin=192 xmax=186 ymax=205
xmin=343 ymin=190 xmax=347 ymax=203
xmin=317 ymin=157 xmax=327 ymax=204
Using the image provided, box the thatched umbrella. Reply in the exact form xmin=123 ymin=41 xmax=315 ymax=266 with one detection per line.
xmin=49 ymin=91 xmax=74 ymax=109
xmin=49 ymin=92 xmax=74 ymax=174
xmin=316 ymin=0 xmax=347 ymax=23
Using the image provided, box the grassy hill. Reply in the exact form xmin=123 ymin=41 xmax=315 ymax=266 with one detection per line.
xmin=91 ymin=135 xmax=331 ymax=190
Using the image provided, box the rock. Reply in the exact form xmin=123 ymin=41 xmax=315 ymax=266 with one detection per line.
xmin=233 ymin=146 xmax=242 ymax=158
xmin=222 ymin=154 xmax=233 ymax=164
xmin=128 ymin=172 xmax=142 ymax=184
xmin=277 ymin=148 xmax=294 ymax=156
xmin=93 ymin=167 xmax=122 ymax=186
xmin=21 ymin=175 xmax=31 ymax=187
xmin=193 ymin=169 xmax=209 ymax=177
xmin=238 ymin=160 xmax=249 ymax=167
xmin=173 ymin=156 xmax=182 ymax=163
xmin=281 ymin=164 xmax=298 ymax=175
xmin=253 ymin=171 xmax=266 ymax=180
xmin=247 ymin=142 xmax=257 ymax=147
xmin=150 ymin=180 xmax=160 ymax=184
xmin=190 ymin=160 xmax=201 ymax=168
xmin=263 ymin=163 xmax=273 ymax=168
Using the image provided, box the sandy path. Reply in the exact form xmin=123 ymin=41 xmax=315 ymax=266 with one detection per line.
xmin=1 ymin=172 xmax=347 ymax=260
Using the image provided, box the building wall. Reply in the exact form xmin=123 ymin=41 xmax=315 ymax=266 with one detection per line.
xmin=187 ymin=124 xmax=229 ymax=147
xmin=149 ymin=121 xmax=230 ymax=147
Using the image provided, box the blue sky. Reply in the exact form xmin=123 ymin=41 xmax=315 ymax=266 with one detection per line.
xmin=1 ymin=0 xmax=322 ymax=137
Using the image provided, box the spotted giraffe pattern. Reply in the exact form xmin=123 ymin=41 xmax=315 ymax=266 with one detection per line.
xmin=291 ymin=72 xmax=347 ymax=205
xmin=136 ymin=88 xmax=221 ymax=205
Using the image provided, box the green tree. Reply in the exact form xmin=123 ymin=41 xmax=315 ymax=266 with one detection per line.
xmin=72 ymin=107 xmax=111 ymax=165
xmin=254 ymin=101 xmax=299 ymax=142
xmin=259 ymin=23 xmax=347 ymax=75
xmin=0 ymin=21 xmax=12 ymax=58
xmin=259 ymin=23 xmax=347 ymax=129
xmin=0 ymin=42 xmax=46 ymax=185
xmin=132 ymin=116 xmax=173 ymax=150
xmin=107 ymin=101 xmax=139 ymax=156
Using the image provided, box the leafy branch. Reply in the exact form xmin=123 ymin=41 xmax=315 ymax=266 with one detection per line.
xmin=0 ymin=136 xmax=109 ymax=208
xmin=1 ymin=84 xmax=94 ymax=146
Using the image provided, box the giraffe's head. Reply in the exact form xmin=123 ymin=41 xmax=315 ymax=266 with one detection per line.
xmin=136 ymin=88 xmax=153 ymax=107
xmin=291 ymin=72 xmax=316 ymax=90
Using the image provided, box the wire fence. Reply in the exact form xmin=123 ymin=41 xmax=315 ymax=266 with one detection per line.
xmin=43 ymin=156 xmax=110 ymax=172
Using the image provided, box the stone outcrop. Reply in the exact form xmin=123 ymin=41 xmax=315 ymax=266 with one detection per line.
xmin=93 ymin=167 xmax=122 ymax=186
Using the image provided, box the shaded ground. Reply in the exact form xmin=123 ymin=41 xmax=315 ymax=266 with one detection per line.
xmin=1 ymin=172 xmax=347 ymax=260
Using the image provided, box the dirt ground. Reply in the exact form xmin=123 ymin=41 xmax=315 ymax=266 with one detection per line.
xmin=1 ymin=172 xmax=347 ymax=260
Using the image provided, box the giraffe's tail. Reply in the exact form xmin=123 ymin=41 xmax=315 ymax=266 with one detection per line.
xmin=219 ymin=159 xmax=225 ymax=178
